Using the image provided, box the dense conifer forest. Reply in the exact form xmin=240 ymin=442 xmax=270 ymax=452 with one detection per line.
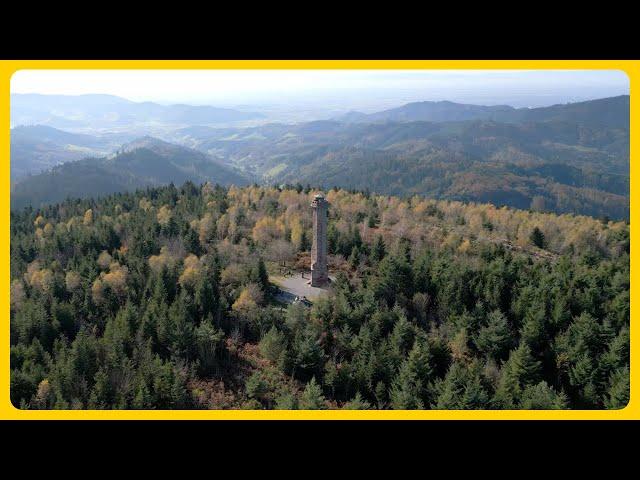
xmin=10 ymin=182 xmax=629 ymax=409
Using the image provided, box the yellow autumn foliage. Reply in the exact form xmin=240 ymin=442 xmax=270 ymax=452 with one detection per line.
xmin=458 ymin=238 xmax=472 ymax=254
xmin=232 ymin=283 xmax=264 ymax=318
xmin=30 ymin=269 xmax=54 ymax=293
xmin=34 ymin=379 xmax=52 ymax=408
xmin=178 ymin=254 xmax=202 ymax=288
xmin=83 ymin=209 xmax=93 ymax=226
xmin=97 ymin=250 xmax=113 ymax=270
xmin=10 ymin=279 xmax=25 ymax=310
xmin=290 ymin=218 xmax=305 ymax=251
xmin=252 ymin=216 xmax=281 ymax=244
xmin=149 ymin=246 xmax=178 ymax=273
xmin=157 ymin=205 xmax=173 ymax=226
xmin=139 ymin=198 xmax=153 ymax=212
xmin=92 ymin=262 xmax=129 ymax=303
xmin=220 ymin=263 xmax=244 ymax=286
xmin=65 ymin=271 xmax=82 ymax=292
xmin=198 ymin=212 xmax=217 ymax=244
xmin=91 ymin=278 xmax=105 ymax=304
xmin=102 ymin=263 xmax=129 ymax=296
xmin=24 ymin=261 xmax=54 ymax=294
xmin=34 ymin=227 xmax=45 ymax=243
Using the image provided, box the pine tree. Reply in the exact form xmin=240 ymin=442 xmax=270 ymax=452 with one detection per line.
xmin=88 ymin=368 xmax=112 ymax=409
xmin=275 ymin=392 xmax=298 ymax=409
xmin=519 ymin=304 xmax=547 ymax=352
xmin=259 ymin=326 xmax=287 ymax=366
xmin=520 ymin=381 xmax=568 ymax=409
xmin=373 ymin=254 xmax=413 ymax=308
xmin=183 ymin=227 xmax=202 ymax=256
xmin=475 ymin=309 xmax=512 ymax=361
xmin=292 ymin=327 xmax=324 ymax=381
xmin=372 ymin=235 xmax=386 ymax=263
xmin=600 ymin=326 xmax=629 ymax=378
xmin=374 ymin=381 xmax=387 ymax=409
xmin=530 ymin=227 xmax=546 ymax=249
xmin=390 ymin=338 xmax=434 ymax=409
xmin=300 ymin=377 xmax=326 ymax=410
xmin=493 ymin=343 xmax=541 ymax=408
xmin=604 ymin=367 xmax=630 ymax=409
xmin=344 ymin=392 xmax=372 ymax=410
xmin=434 ymin=362 xmax=489 ymax=409
xmin=194 ymin=317 xmax=225 ymax=376
xmin=245 ymin=371 xmax=269 ymax=403
xmin=10 ymin=369 xmax=37 ymax=408
xmin=389 ymin=313 xmax=415 ymax=358
xmin=555 ymin=312 xmax=605 ymax=407
xmin=389 ymin=366 xmax=424 ymax=410
xmin=300 ymin=230 xmax=310 ymax=251
xmin=406 ymin=338 xmax=433 ymax=399
xmin=248 ymin=259 xmax=270 ymax=295
xmin=348 ymin=245 xmax=361 ymax=269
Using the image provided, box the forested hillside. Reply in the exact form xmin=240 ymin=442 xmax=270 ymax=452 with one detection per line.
xmin=12 ymin=96 xmax=629 ymax=219
xmin=10 ymin=125 xmax=130 ymax=180
xmin=11 ymin=137 xmax=250 ymax=210
xmin=170 ymin=97 xmax=629 ymax=219
xmin=10 ymin=183 xmax=629 ymax=409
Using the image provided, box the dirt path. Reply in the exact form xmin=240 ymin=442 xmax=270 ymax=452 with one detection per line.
xmin=271 ymin=273 xmax=334 ymax=303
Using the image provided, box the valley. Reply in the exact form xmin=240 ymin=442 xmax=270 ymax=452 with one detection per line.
xmin=10 ymin=95 xmax=630 ymax=220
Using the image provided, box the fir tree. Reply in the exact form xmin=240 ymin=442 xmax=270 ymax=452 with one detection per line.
xmin=530 ymin=227 xmax=546 ymax=249
xmin=299 ymin=377 xmax=326 ymax=410
xmin=604 ymin=367 xmax=630 ymax=409
xmin=259 ymin=326 xmax=287 ymax=366
xmin=372 ymin=235 xmax=386 ymax=263
xmin=493 ymin=343 xmax=542 ymax=408
xmin=475 ymin=309 xmax=512 ymax=361
xmin=344 ymin=392 xmax=372 ymax=410
xmin=519 ymin=381 xmax=568 ymax=409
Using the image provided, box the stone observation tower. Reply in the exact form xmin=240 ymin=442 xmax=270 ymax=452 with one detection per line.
xmin=310 ymin=193 xmax=329 ymax=287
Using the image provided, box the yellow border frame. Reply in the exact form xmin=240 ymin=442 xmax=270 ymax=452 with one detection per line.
xmin=1 ymin=59 xmax=635 ymax=419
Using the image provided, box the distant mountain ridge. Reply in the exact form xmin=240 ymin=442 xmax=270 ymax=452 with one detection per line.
xmin=339 ymin=101 xmax=515 ymax=123
xmin=12 ymin=124 xmax=102 ymax=144
xmin=11 ymin=136 xmax=250 ymax=210
xmin=339 ymin=95 xmax=630 ymax=129
xmin=11 ymin=93 xmax=265 ymax=129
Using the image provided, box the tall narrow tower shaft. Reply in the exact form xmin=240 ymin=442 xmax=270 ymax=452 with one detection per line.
xmin=310 ymin=194 xmax=329 ymax=287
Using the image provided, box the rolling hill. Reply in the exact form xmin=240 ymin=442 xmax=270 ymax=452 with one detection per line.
xmin=10 ymin=137 xmax=250 ymax=210
xmin=10 ymin=125 xmax=134 ymax=180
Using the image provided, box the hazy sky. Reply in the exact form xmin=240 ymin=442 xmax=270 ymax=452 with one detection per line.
xmin=11 ymin=69 xmax=629 ymax=110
